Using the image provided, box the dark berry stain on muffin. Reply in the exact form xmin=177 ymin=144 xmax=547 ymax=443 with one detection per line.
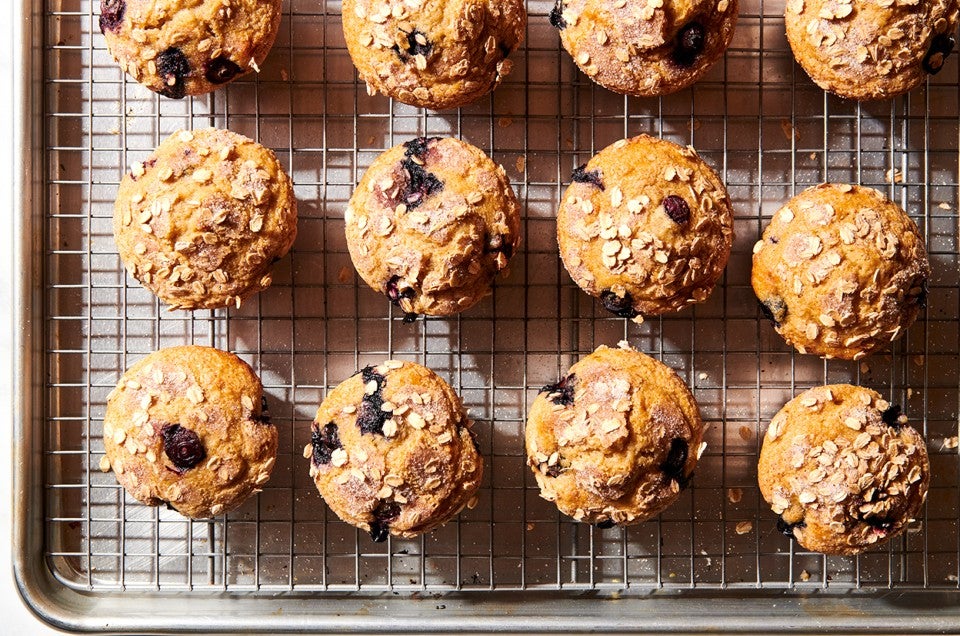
xmin=356 ymin=366 xmax=389 ymax=435
xmin=257 ymin=395 xmax=272 ymax=425
xmin=156 ymin=47 xmax=190 ymax=99
xmin=385 ymin=275 xmax=415 ymax=306
xmin=484 ymin=234 xmax=514 ymax=258
xmin=776 ymin=516 xmax=805 ymax=539
xmin=392 ymin=30 xmax=433 ymax=61
xmin=549 ymin=0 xmax=567 ymax=29
xmin=661 ymin=438 xmax=690 ymax=487
xmin=595 ymin=519 xmax=616 ymax=529
xmin=311 ymin=422 xmax=342 ymax=465
xmin=541 ymin=373 xmax=577 ymax=406
xmin=758 ymin=297 xmax=787 ymax=327
xmin=571 ymin=164 xmax=605 ymax=190
xmin=880 ymin=404 xmax=903 ymax=430
xmin=923 ymin=33 xmax=956 ymax=75
xmin=662 ymin=195 xmax=691 ymax=225
xmin=161 ymin=424 xmax=206 ymax=472
xmin=600 ymin=290 xmax=639 ymax=318
xmin=402 ymin=312 xmax=419 ymax=323
xmin=399 ymin=138 xmax=443 ymax=209
xmin=99 ymin=0 xmax=125 ymax=33
xmin=673 ymin=22 xmax=706 ymax=67
xmin=916 ymin=279 xmax=929 ymax=309
xmin=369 ymin=500 xmax=402 ymax=542
xmin=864 ymin=516 xmax=894 ymax=532
xmin=204 ymin=56 xmax=242 ymax=85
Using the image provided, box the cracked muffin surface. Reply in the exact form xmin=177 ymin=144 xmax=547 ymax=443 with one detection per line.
xmin=307 ymin=360 xmax=482 ymax=541
xmin=345 ymin=137 xmax=521 ymax=318
xmin=550 ymin=0 xmax=738 ymax=96
xmin=752 ymin=183 xmax=929 ymax=360
xmin=342 ymin=0 xmax=526 ymax=109
xmin=758 ymin=384 xmax=929 ymax=555
xmin=557 ymin=134 xmax=734 ymax=319
xmin=102 ymin=346 xmax=277 ymax=519
xmin=99 ymin=0 xmax=282 ymax=98
xmin=525 ymin=342 xmax=705 ymax=526
xmin=113 ymin=127 xmax=298 ymax=311
xmin=785 ymin=0 xmax=959 ymax=101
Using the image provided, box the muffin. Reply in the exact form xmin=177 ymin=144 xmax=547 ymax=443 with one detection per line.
xmin=114 ymin=128 xmax=298 ymax=311
xmin=101 ymin=346 xmax=277 ymax=519
xmin=550 ymin=0 xmax=739 ymax=96
xmin=345 ymin=137 xmax=521 ymax=319
xmin=99 ymin=0 xmax=282 ymax=98
xmin=557 ymin=134 xmax=734 ymax=319
xmin=306 ymin=360 xmax=482 ymax=541
xmin=785 ymin=0 xmax=960 ymax=101
xmin=752 ymin=183 xmax=929 ymax=360
xmin=525 ymin=342 xmax=705 ymax=526
xmin=758 ymin=384 xmax=929 ymax=555
xmin=341 ymin=0 xmax=526 ymax=109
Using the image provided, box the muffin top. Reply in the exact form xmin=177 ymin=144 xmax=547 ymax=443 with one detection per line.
xmin=102 ymin=345 xmax=277 ymax=519
xmin=758 ymin=384 xmax=929 ymax=555
xmin=557 ymin=134 xmax=734 ymax=318
xmin=551 ymin=0 xmax=739 ymax=96
xmin=345 ymin=137 xmax=520 ymax=318
xmin=114 ymin=128 xmax=298 ymax=311
xmin=99 ymin=0 xmax=282 ymax=98
xmin=341 ymin=0 xmax=526 ymax=109
xmin=785 ymin=0 xmax=960 ymax=100
xmin=307 ymin=359 xmax=482 ymax=541
xmin=752 ymin=183 xmax=929 ymax=360
xmin=526 ymin=342 xmax=705 ymax=526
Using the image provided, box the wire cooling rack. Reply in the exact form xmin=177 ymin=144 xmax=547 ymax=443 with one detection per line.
xmin=40 ymin=0 xmax=960 ymax=599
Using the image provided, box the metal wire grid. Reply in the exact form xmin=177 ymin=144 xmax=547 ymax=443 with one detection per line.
xmin=40 ymin=0 xmax=960 ymax=597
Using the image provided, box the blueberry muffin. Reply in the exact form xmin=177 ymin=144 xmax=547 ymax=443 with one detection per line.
xmin=550 ymin=0 xmax=738 ymax=96
xmin=99 ymin=0 xmax=282 ymax=98
xmin=114 ymin=128 xmax=298 ymax=311
xmin=306 ymin=360 xmax=482 ymax=541
xmin=557 ymin=134 xmax=734 ymax=318
xmin=101 ymin=346 xmax=277 ymax=519
xmin=758 ymin=384 xmax=929 ymax=555
xmin=785 ymin=0 xmax=959 ymax=101
xmin=525 ymin=342 xmax=705 ymax=526
xmin=752 ymin=184 xmax=929 ymax=360
xmin=342 ymin=0 xmax=526 ymax=109
xmin=345 ymin=137 xmax=521 ymax=318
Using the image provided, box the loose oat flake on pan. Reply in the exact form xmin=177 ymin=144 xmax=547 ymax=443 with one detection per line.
xmin=113 ymin=128 xmax=298 ymax=311
xmin=99 ymin=0 xmax=283 ymax=98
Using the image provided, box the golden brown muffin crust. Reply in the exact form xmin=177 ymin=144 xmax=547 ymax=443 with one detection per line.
xmin=785 ymin=0 xmax=960 ymax=101
xmin=99 ymin=0 xmax=282 ymax=98
xmin=752 ymin=183 xmax=929 ymax=360
xmin=552 ymin=0 xmax=738 ymax=96
xmin=758 ymin=384 xmax=929 ymax=555
xmin=525 ymin=342 xmax=705 ymax=526
xmin=102 ymin=346 xmax=278 ymax=519
xmin=345 ymin=137 xmax=521 ymax=317
xmin=114 ymin=128 xmax=298 ymax=311
xmin=557 ymin=134 xmax=734 ymax=318
xmin=342 ymin=0 xmax=526 ymax=109
xmin=307 ymin=360 xmax=483 ymax=541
